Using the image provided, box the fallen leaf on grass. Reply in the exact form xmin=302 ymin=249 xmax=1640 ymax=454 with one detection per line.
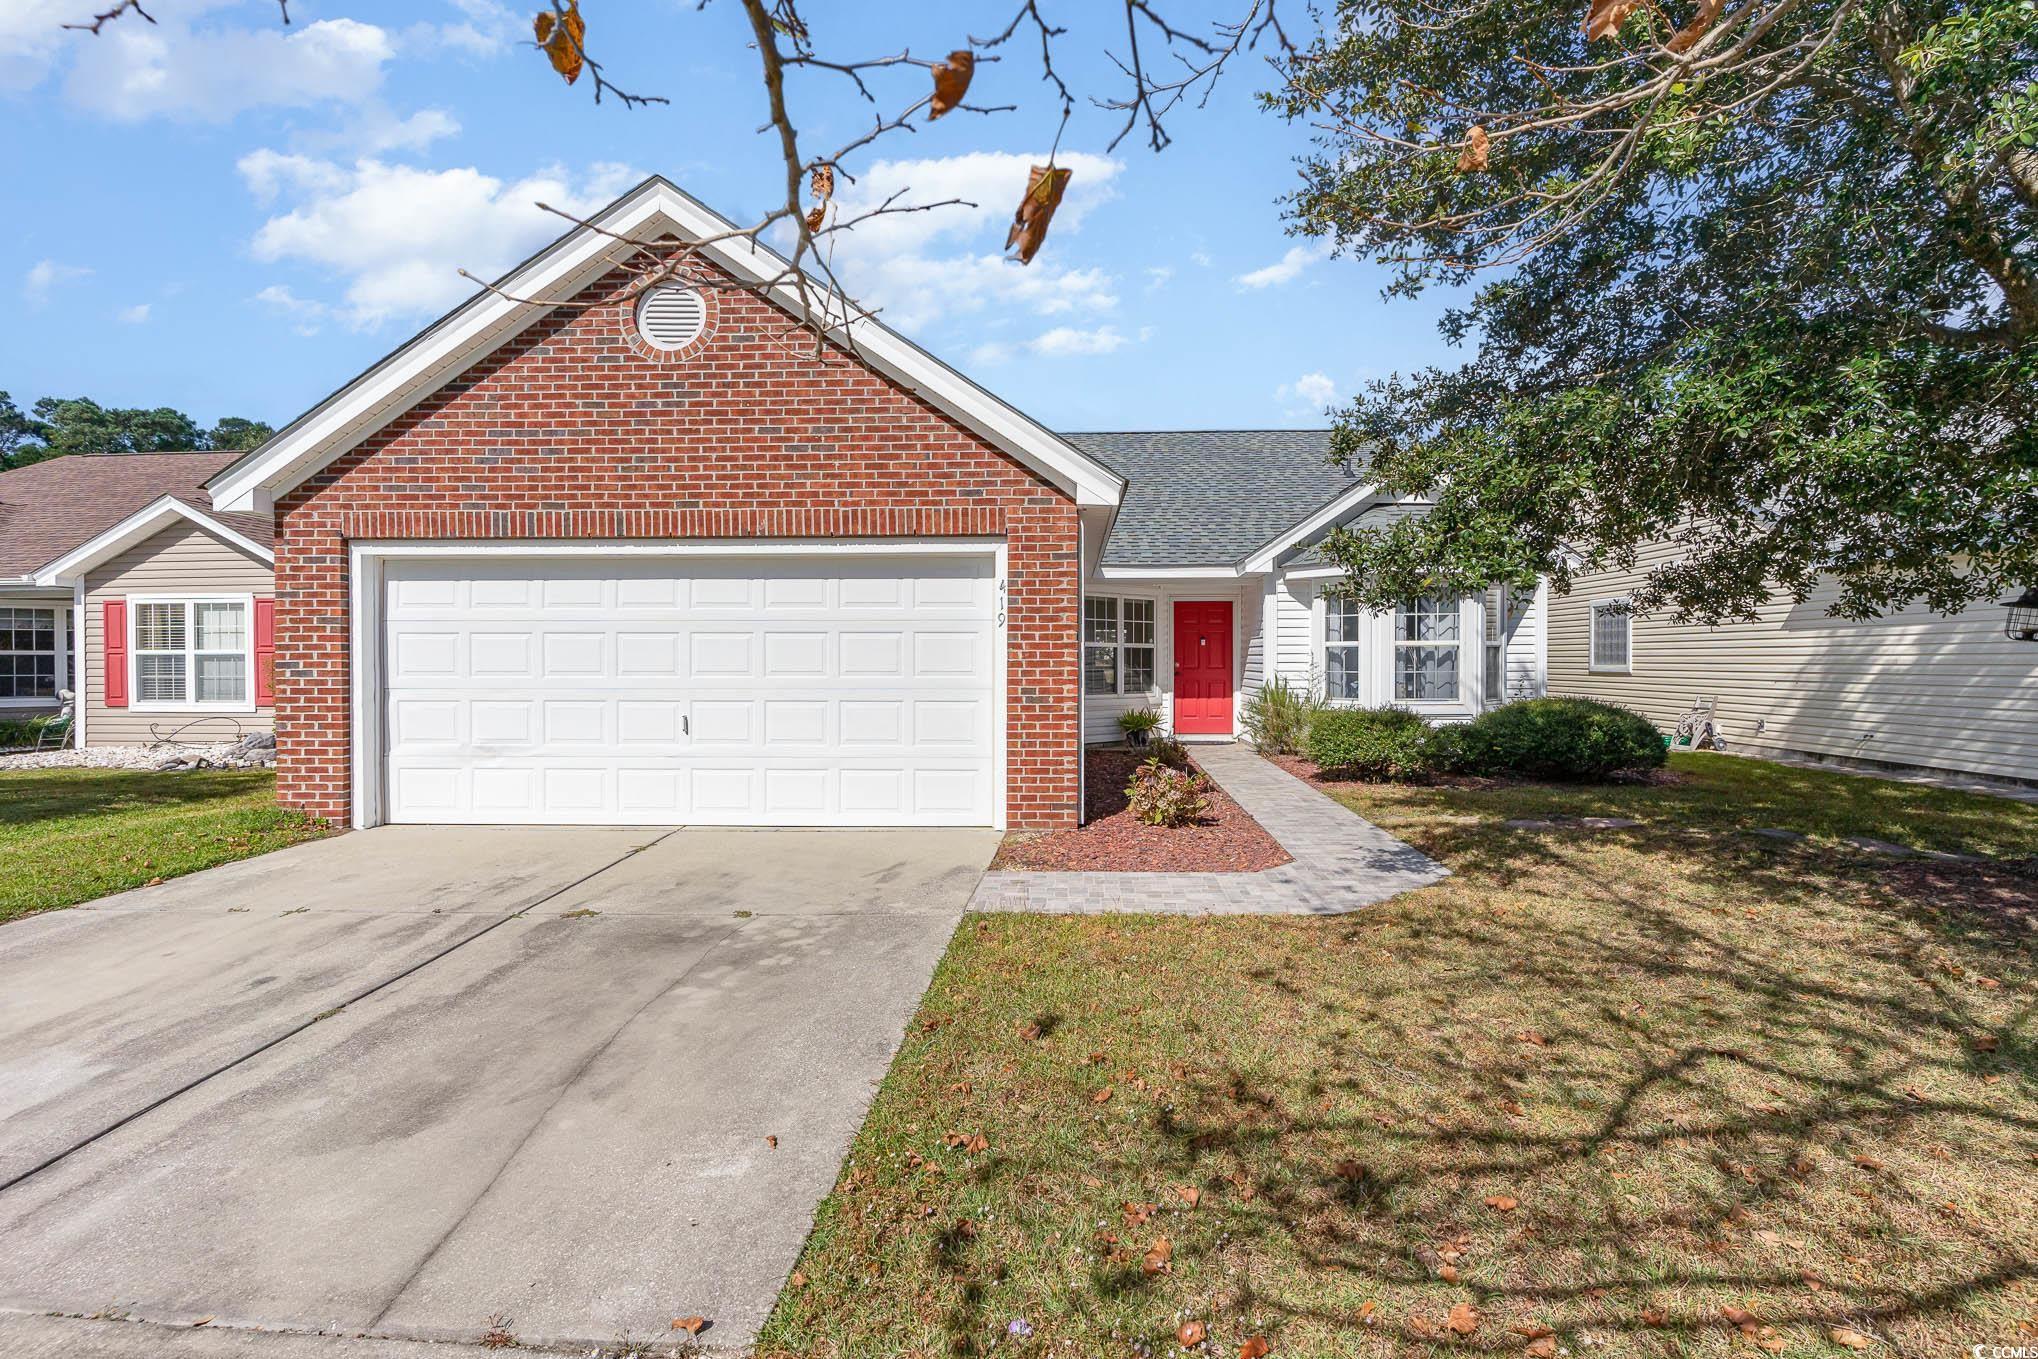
xmin=1641 ymin=1307 xmax=1669 ymax=1326
xmin=1515 ymin=1030 xmax=1550 ymax=1046
xmin=1016 ymin=1019 xmax=1043 ymax=1041
xmin=1358 ymin=1301 xmax=1378 ymax=1324
xmin=1485 ymin=1194 xmax=1519 ymax=1212
xmin=1527 ymin=1339 xmax=1558 ymax=1359
xmin=1514 ymin=1323 xmax=1555 ymax=1339
xmin=1447 ymin=1303 xmax=1482 ymax=1335
xmin=1438 ymin=1264 xmax=1459 ymax=1282
xmin=1974 ymin=1034 xmax=2000 ymax=1053
xmin=1124 ymin=1201 xmax=1158 ymax=1225
xmin=789 ymin=1270 xmax=806 ymax=1288
xmin=942 ymin=1131 xmax=989 ymax=1154
xmin=1240 ymin=1338 xmax=1271 ymax=1359
xmin=1142 ymin=1237 xmax=1173 ymax=1275
xmin=1175 ymin=1184 xmax=1201 ymax=1208
xmin=1851 ymin=1154 xmax=1884 ymax=1171
xmin=1830 ymin=1327 xmax=1874 ymax=1350
xmin=1177 ymin=1319 xmax=1208 ymax=1346
xmin=1093 ymin=1085 xmax=1114 ymax=1104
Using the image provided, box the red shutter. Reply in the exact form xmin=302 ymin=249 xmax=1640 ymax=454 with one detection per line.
xmin=103 ymin=599 xmax=128 ymax=708
xmin=254 ymin=599 xmax=276 ymax=707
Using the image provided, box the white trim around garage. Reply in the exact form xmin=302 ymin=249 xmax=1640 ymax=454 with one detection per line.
xmin=347 ymin=538 xmax=1010 ymax=833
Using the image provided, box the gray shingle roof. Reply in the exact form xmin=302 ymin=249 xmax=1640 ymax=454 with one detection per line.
xmin=1062 ymin=430 xmax=1363 ymax=568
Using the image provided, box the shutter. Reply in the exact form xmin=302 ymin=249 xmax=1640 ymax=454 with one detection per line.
xmin=103 ymin=599 xmax=128 ymax=709
xmin=254 ymin=599 xmax=276 ymax=706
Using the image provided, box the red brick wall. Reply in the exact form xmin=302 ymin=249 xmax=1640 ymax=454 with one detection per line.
xmin=274 ymin=262 xmax=1082 ymax=827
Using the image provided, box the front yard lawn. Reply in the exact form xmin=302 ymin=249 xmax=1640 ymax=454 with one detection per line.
xmin=0 ymin=768 xmax=331 ymax=924
xmin=763 ymin=753 xmax=2038 ymax=1358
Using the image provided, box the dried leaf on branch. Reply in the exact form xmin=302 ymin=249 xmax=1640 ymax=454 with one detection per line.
xmin=805 ymin=164 xmax=835 ymax=232
xmin=1457 ymin=125 xmax=1490 ymax=173
xmin=533 ymin=1 xmax=585 ymax=84
xmin=930 ymin=50 xmax=975 ymax=120
xmin=1666 ymin=0 xmax=1726 ymax=52
xmin=1582 ymin=0 xmax=1639 ymax=41
xmin=1006 ymin=165 xmax=1073 ymax=266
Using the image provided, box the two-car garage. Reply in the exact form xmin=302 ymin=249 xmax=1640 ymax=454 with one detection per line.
xmin=358 ymin=546 xmax=1004 ymax=828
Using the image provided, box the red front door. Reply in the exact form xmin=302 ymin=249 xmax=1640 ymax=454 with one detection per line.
xmin=1173 ymin=601 xmax=1233 ymax=736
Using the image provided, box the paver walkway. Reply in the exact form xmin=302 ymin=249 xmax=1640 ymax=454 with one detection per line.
xmin=971 ymin=743 xmax=1449 ymax=915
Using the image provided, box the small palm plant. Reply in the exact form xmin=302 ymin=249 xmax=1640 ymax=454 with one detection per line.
xmin=1117 ymin=706 xmax=1162 ymax=748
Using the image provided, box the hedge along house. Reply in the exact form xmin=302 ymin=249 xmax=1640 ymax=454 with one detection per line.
xmin=0 ymin=452 xmax=277 ymax=746
xmin=204 ymin=177 xmax=1547 ymax=830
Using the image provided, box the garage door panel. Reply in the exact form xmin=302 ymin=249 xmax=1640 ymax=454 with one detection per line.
xmin=382 ymin=554 xmax=998 ymax=826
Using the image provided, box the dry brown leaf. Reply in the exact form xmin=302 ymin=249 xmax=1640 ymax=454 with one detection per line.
xmin=1093 ymin=1085 xmax=1114 ymax=1104
xmin=1358 ymin=1300 xmax=1378 ymax=1324
xmin=1514 ymin=1323 xmax=1555 ymax=1339
xmin=1142 ymin=1236 xmax=1173 ymax=1275
xmin=1641 ymin=1307 xmax=1669 ymax=1327
xmin=1438 ymin=1264 xmax=1460 ymax=1283
xmin=1006 ymin=164 xmax=1072 ymax=265
xmin=1485 ymin=1194 xmax=1519 ymax=1212
xmin=1582 ymin=0 xmax=1639 ymax=40
xmin=1447 ymin=1302 xmax=1482 ymax=1336
xmin=671 ymin=1315 xmax=707 ymax=1335
xmin=191 ymin=1317 xmax=214 ymax=1328
xmin=1666 ymin=0 xmax=1726 ymax=52
xmin=1457 ymin=125 xmax=1490 ymax=173
xmin=1177 ymin=1319 xmax=1208 ymax=1347
xmin=1240 ymin=1338 xmax=1271 ymax=1359
xmin=1721 ymin=1305 xmax=1759 ymax=1331
xmin=930 ymin=50 xmax=975 ymax=120
xmin=764 ymin=1134 xmax=778 ymax=1149
xmin=1123 ymin=1201 xmax=1158 ymax=1226
xmin=534 ymin=2 xmax=585 ymax=84
xmin=1851 ymin=1154 xmax=1883 ymax=1171
xmin=1176 ymin=1184 xmax=1201 ymax=1208
xmin=1975 ymin=1034 xmax=2001 ymax=1052
xmin=1830 ymin=1327 xmax=1874 ymax=1350
xmin=1017 ymin=1019 xmax=1043 ymax=1041
xmin=789 ymin=1270 xmax=807 ymax=1288
xmin=1515 ymin=1030 xmax=1549 ymax=1046
xmin=810 ymin=164 xmax=835 ymax=203
xmin=1527 ymin=1339 xmax=1558 ymax=1359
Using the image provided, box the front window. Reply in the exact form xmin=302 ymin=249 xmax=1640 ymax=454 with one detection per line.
xmin=1394 ymin=595 xmax=1461 ymax=702
xmin=1084 ymin=596 xmax=1157 ymax=695
xmin=1591 ymin=600 xmax=1631 ymax=672
xmin=134 ymin=599 xmax=250 ymax=707
xmin=0 ymin=607 xmax=58 ymax=701
xmin=1324 ymin=594 xmax=1362 ymax=700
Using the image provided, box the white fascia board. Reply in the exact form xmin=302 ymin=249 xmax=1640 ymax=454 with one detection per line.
xmin=33 ymin=496 xmax=274 ymax=586
xmin=1094 ymin=563 xmax=1242 ymax=581
xmin=1279 ymin=564 xmax=1348 ymax=582
xmin=211 ymin=178 xmax=1124 ymax=513
xmin=1237 ymin=481 xmax=1387 ymax=576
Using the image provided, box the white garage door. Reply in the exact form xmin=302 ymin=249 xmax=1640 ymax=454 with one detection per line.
xmin=378 ymin=553 xmax=999 ymax=826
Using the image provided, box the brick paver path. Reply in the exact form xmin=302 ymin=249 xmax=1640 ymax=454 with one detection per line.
xmin=971 ymin=743 xmax=1450 ymax=915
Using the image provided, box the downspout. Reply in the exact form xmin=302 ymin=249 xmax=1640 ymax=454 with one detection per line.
xmin=1077 ymin=513 xmax=1087 ymax=825
xmin=70 ymin=578 xmax=86 ymax=749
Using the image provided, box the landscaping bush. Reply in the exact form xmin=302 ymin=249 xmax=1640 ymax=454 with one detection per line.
xmin=1125 ymin=756 xmax=1210 ymax=827
xmin=1241 ymin=675 xmax=1323 ymax=755
xmin=1146 ymin=736 xmax=1191 ymax=770
xmin=1443 ymin=697 xmax=1666 ymax=780
xmin=1117 ymin=706 xmax=1162 ymax=745
xmin=1305 ymin=706 xmax=1434 ymax=781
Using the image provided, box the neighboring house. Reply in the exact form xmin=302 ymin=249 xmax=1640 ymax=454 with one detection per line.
xmin=0 ymin=453 xmax=276 ymax=746
xmin=197 ymin=175 xmax=1545 ymax=831
xmin=1548 ymin=547 xmax=2038 ymax=787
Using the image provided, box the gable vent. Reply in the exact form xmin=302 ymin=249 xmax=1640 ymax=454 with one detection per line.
xmin=634 ymin=284 xmax=705 ymax=351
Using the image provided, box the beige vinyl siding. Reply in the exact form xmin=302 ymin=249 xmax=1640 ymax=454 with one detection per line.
xmin=1548 ymin=542 xmax=2038 ymax=783
xmin=83 ymin=520 xmax=274 ymax=747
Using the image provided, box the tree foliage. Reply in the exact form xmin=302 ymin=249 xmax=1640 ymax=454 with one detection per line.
xmin=0 ymin=395 xmax=274 ymax=471
xmin=1277 ymin=0 xmax=2037 ymax=621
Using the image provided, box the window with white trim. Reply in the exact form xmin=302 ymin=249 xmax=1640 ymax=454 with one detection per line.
xmin=1590 ymin=600 xmax=1631 ymax=672
xmin=1393 ymin=595 xmax=1461 ymax=702
xmin=0 ymin=607 xmax=59 ymax=701
xmin=1324 ymin=594 xmax=1363 ymax=700
xmin=133 ymin=599 xmax=252 ymax=707
xmin=1083 ymin=596 xmax=1156 ymax=695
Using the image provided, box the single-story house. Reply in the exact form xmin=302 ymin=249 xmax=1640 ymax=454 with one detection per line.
xmin=190 ymin=175 xmax=1546 ymax=830
xmin=0 ymin=452 xmax=276 ymax=746
xmin=1548 ymin=547 xmax=2038 ymax=788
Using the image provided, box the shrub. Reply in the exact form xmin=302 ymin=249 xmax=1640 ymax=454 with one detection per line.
xmin=1125 ymin=757 xmax=1210 ymax=827
xmin=1146 ymin=736 xmax=1191 ymax=770
xmin=1445 ymin=698 xmax=1666 ymax=780
xmin=1117 ymin=706 xmax=1162 ymax=742
xmin=1306 ymin=706 xmax=1434 ymax=781
xmin=1241 ymin=675 xmax=1323 ymax=755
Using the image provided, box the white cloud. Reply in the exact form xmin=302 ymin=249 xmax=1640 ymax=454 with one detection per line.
xmin=22 ymin=259 xmax=90 ymax=303
xmin=1144 ymin=266 xmax=1173 ymax=292
xmin=0 ymin=0 xmax=104 ymax=93
xmin=118 ymin=302 xmax=151 ymax=324
xmin=241 ymin=156 xmax=641 ymax=329
xmin=1030 ymin=325 xmax=1128 ymax=357
xmin=808 ymin=151 xmax=1125 ymax=332
xmin=1235 ymin=240 xmax=1333 ymax=290
xmin=1277 ymin=370 xmax=1341 ymax=416
xmin=66 ymin=12 xmax=395 ymax=121
xmin=253 ymin=283 xmax=333 ymax=335
xmin=407 ymin=0 xmax=521 ymax=57
xmin=1189 ymin=248 xmax=1214 ymax=268
xmin=332 ymin=105 xmax=463 ymax=155
xmin=969 ymin=341 xmax=1015 ymax=367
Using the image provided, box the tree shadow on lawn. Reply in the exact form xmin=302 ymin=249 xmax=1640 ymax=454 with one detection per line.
xmin=762 ymin=760 xmax=2038 ymax=1358
xmin=0 ymin=767 xmax=282 ymax=830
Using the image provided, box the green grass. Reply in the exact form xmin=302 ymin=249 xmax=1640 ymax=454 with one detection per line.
xmin=760 ymin=754 xmax=2038 ymax=1359
xmin=0 ymin=767 xmax=332 ymax=923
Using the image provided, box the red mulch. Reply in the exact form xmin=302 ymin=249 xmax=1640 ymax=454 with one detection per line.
xmin=992 ymin=747 xmax=1291 ymax=873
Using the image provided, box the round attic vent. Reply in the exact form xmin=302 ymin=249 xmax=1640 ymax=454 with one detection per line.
xmin=634 ymin=284 xmax=705 ymax=351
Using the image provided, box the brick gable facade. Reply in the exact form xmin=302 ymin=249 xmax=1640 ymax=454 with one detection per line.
xmin=273 ymin=264 xmax=1082 ymax=827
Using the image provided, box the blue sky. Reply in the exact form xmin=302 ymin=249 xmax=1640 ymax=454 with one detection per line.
xmin=1 ymin=0 xmax=1466 ymax=434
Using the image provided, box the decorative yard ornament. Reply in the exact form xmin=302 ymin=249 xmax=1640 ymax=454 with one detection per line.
xmin=2005 ymin=588 xmax=2038 ymax=643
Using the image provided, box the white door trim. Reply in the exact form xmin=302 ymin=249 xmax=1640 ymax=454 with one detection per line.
xmin=347 ymin=538 xmax=1008 ymax=831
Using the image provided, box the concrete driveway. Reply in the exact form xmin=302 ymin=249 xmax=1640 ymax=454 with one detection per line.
xmin=0 ymin=825 xmax=996 ymax=1354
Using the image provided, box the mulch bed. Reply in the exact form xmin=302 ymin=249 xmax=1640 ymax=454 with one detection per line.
xmin=992 ymin=747 xmax=1291 ymax=873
